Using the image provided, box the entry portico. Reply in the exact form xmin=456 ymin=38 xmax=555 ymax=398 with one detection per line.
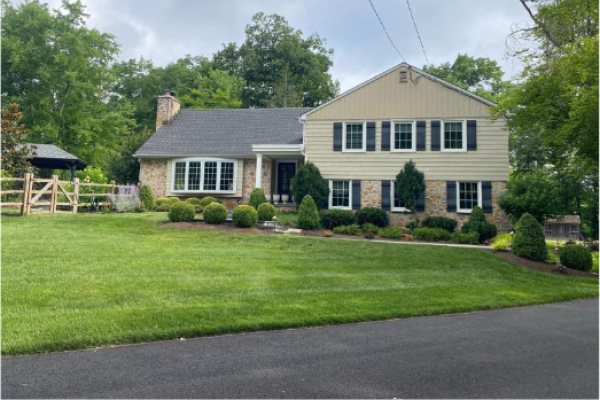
xmin=252 ymin=144 xmax=304 ymax=204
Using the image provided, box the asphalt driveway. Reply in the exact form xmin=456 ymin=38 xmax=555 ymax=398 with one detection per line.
xmin=3 ymin=299 xmax=598 ymax=398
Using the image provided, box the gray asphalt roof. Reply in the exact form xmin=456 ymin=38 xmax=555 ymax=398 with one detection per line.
xmin=135 ymin=108 xmax=311 ymax=158
xmin=22 ymin=144 xmax=80 ymax=160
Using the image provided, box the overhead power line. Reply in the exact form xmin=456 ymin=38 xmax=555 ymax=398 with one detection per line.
xmin=367 ymin=0 xmax=406 ymax=62
xmin=405 ymin=0 xmax=430 ymax=66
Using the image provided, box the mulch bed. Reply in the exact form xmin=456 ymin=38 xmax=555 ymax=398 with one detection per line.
xmin=493 ymin=251 xmax=598 ymax=278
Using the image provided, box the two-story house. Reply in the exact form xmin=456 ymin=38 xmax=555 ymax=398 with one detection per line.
xmin=135 ymin=63 xmax=510 ymax=228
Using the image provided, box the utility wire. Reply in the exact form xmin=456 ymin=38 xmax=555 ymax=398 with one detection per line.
xmin=405 ymin=0 xmax=430 ymax=66
xmin=367 ymin=0 xmax=406 ymax=62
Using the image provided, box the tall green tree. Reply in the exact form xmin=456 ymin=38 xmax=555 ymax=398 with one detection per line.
xmin=395 ymin=160 xmax=424 ymax=221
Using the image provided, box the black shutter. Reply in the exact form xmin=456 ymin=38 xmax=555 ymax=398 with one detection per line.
xmin=416 ymin=121 xmax=426 ymax=151
xmin=482 ymin=181 xmax=492 ymax=213
xmin=381 ymin=121 xmax=391 ymax=151
xmin=366 ymin=122 xmax=376 ymax=151
xmin=415 ymin=183 xmax=426 ymax=212
xmin=431 ymin=120 xmax=441 ymax=151
xmin=446 ymin=181 xmax=457 ymax=212
xmin=333 ymin=122 xmax=343 ymax=151
xmin=467 ymin=120 xmax=477 ymax=150
xmin=352 ymin=181 xmax=361 ymax=210
xmin=381 ymin=180 xmax=391 ymax=211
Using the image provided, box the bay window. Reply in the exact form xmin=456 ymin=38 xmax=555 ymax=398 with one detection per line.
xmin=171 ymin=158 xmax=237 ymax=193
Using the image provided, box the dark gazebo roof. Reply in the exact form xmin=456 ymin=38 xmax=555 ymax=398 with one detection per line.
xmin=23 ymin=144 xmax=87 ymax=170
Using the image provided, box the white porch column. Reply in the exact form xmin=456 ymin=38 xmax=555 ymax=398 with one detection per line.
xmin=255 ymin=154 xmax=263 ymax=188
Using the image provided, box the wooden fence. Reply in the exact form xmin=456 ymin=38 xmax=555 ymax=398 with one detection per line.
xmin=1 ymin=173 xmax=123 ymax=215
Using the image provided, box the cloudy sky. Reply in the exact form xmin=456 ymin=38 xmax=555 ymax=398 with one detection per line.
xmin=21 ymin=0 xmax=530 ymax=91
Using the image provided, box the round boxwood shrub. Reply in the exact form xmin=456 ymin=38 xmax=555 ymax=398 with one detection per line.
xmin=461 ymin=206 xmax=497 ymax=243
xmin=320 ymin=209 xmax=357 ymax=229
xmin=168 ymin=202 xmax=195 ymax=222
xmin=356 ymin=207 xmax=388 ymax=228
xmin=422 ymin=216 xmax=457 ymax=233
xmin=155 ymin=197 xmax=180 ymax=211
xmin=412 ymin=227 xmax=451 ymax=242
xmin=560 ymin=245 xmax=593 ymax=271
xmin=512 ymin=213 xmax=547 ymax=261
xmin=297 ymin=195 xmax=320 ymax=230
xmin=257 ymin=203 xmax=276 ymax=221
xmin=249 ymin=188 xmax=267 ymax=210
xmin=203 ymin=202 xmax=227 ymax=224
xmin=233 ymin=205 xmax=258 ymax=228
xmin=186 ymin=197 xmax=202 ymax=212
xmin=140 ymin=185 xmax=154 ymax=210
xmin=199 ymin=196 xmax=220 ymax=212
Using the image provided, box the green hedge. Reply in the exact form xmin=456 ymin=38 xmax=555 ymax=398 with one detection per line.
xmin=333 ymin=224 xmax=361 ymax=236
xmin=413 ymin=227 xmax=451 ymax=242
xmin=320 ymin=209 xmax=357 ymax=229
xmin=203 ymin=203 xmax=227 ymax=224
xmin=232 ymin=205 xmax=258 ymax=228
xmin=450 ymin=231 xmax=480 ymax=245
xmin=356 ymin=207 xmax=388 ymax=227
xmin=560 ymin=245 xmax=593 ymax=271
xmin=422 ymin=216 xmax=457 ymax=233
xmin=461 ymin=206 xmax=497 ymax=243
xmin=168 ymin=202 xmax=195 ymax=222
xmin=379 ymin=227 xmax=403 ymax=239
xmin=257 ymin=203 xmax=276 ymax=221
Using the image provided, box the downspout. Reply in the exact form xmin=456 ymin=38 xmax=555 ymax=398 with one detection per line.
xmin=299 ymin=114 xmax=307 ymax=163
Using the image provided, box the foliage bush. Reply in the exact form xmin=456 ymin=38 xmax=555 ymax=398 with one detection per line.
xmin=395 ymin=160 xmax=425 ymax=218
xmin=257 ymin=203 xmax=276 ymax=221
xmin=168 ymin=202 xmax=195 ymax=222
xmin=461 ymin=206 xmax=497 ymax=243
xmin=140 ymin=185 xmax=154 ymax=210
xmin=232 ymin=205 xmax=258 ymax=228
xmin=297 ymin=195 xmax=321 ymax=230
xmin=491 ymin=234 xmax=513 ymax=251
xmin=199 ymin=196 xmax=220 ymax=212
xmin=406 ymin=219 xmax=420 ymax=231
xmin=290 ymin=162 xmax=329 ymax=208
xmin=249 ymin=188 xmax=267 ymax=210
xmin=108 ymin=184 xmax=141 ymax=213
xmin=155 ymin=197 xmax=180 ymax=212
xmin=412 ymin=227 xmax=451 ymax=242
xmin=361 ymin=222 xmax=380 ymax=236
xmin=450 ymin=231 xmax=480 ymax=245
xmin=185 ymin=197 xmax=202 ymax=212
xmin=379 ymin=227 xmax=404 ymax=239
xmin=356 ymin=207 xmax=388 ymax=228
xmin=512 ymin=213 xmax=547 ymax=261
xmin=320 ymin=209 xmax=357 ymax=229
xmin=560 ymin=245 xmax=593 ymax=271
xmin=333 ymin=224 xmax=361 ymax=236
xmin=323 ymin=230 xmax=334 ymax=237
xmin=422 ymin=216 xmax=458 ymax=233
xmin=203 ymin=203 xmax=227 ymax=224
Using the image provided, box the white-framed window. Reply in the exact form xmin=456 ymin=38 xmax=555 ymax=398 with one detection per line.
xmin=329 ymin=180 xmax=352 ymax=210
xmin=390 ymin=181 xmax=410 ymax=212
xmin=392 ymin=121 xmax=416 ymax=152
xmin=171 ymin=158 xmax=237 ymax=193
xmin=442 ymin=120 xmax=467 ymax=152
xmin=342 ymin=122 xmax=366 ymax=152
xmin=457 ymin=181 xmax=482 ymax=213
xmin=569 ymin=225 xmax=579 ymax=236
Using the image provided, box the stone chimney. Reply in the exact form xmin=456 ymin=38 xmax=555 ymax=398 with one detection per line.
xmin=156 ymin=89 xmax=180 ymax=131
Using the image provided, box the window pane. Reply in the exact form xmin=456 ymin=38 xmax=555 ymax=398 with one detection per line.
xmin=459 ymin=182 xmax=478 ymax=210
xmin=203 ymin=161 xmax=217 ymax=190
xmin=394 ymin=122 xmax=413 ymax=150
xmin=187 ymin=162 xmax=202 ymax=190
xmin=345 ymin=123 xmax=363 ymax=150
xmin=174 ymin=162 xmax=186 ymax=190
xmin=332 ymin=181 xmax=350 ymax=207
xmin=220 ymin=162 xmax=234 ymax=191
xmin=444 ymin=121 xmax=463 ymax=149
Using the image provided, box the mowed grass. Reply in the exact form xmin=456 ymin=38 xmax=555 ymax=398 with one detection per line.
xmin=2 ymin=213 xmax=597 ymax=355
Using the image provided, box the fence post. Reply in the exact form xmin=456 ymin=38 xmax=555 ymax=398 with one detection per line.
xmin=50 ymin=174 xmax=58 ymax=214
xmin=72 ymin=177 xmax=79 ymax=214
xmin=26 ymin=174 xmax=34 ymax=214
xmin=21 ymin=173 xmax=31 ymax=215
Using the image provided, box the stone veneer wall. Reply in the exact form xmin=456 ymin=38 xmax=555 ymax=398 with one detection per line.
xmin=360 ymin=180 xmax=382 ymax=208
xmin=241 ymin=158 xmax=271 ymax=203
xmin=139 ymin=159 xmax=168 ymax=198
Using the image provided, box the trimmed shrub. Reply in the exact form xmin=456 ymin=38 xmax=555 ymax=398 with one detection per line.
xmin=492 ymin=234 xmax=513 ymax=251
xmin=203 ymin=202 xmax=227 ymax=224
xmin=560 ymin=245 xmax=593 ymax=271
xmin=140 ymin=185 xmax=154 ymax=210
xmin=413 ymin=227 xmax=451 ymax=242
xmin=356 ymin=207 xmax=388 ymax=228
xmin=186 ymin=197 xmax=202 ymax=212
xmin=422 ymin=216 xmax=457 ymax=233
xmin=406 ymin=219 xmax=420 ymax=231
xmin=450 ymin=231 xmax=480 ymax=245
xmin=333 ymin=224 xmax=361 ymax=236
xmin=379 ymin=227 xmax=403 ymax=239
xmin=199 ymin=196 xmax=220 ymax=212
xmin=512 ymin=213 xmax=547 ymax=261
xmin=257 ymin=203 xmax=276 ymax=221
xmin=290 ymin=162 xmax=329 ymax=208
xmin=297 ymin=195 xmax=321 ymax=230
xmin=168 ymin=202 xmax=195 ymax=222
xmin=461 ymin=206 xmax=497 ymax=243
xmin=249 ymin=188 xmax=267 ymax=210
xmin=323 ymin=230 xmax=334 ymax=237
xmin=155 ymin=197 xmax=180 ymax=211
xmin=232 ymin=205 xmax=258 ymax=228
xmin=361 ymin=222 xmax=380 ymax=236
xmin=321 ymin=209 xmax=357 ymax=229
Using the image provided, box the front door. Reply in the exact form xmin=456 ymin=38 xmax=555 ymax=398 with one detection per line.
xmin=277 ymin=162 xmax=296 ymax=195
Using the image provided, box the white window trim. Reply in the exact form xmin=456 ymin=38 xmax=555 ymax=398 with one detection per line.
xmin=456 ymin=181 xmax=482 ymax=214
xmin=342 ymin=122 xmax=367 ymax=153
xmin=390 ymin=181 xmax=410 ymax=212
xmin=328 ymin=180 xmax=352 ymax=210
xmin=441 ymin=120 xmax=467 ymax=152
xmin=171 ymin=158 xmax=237 ymax=194
xmin=391 ymin=120 xmax=416 ymax=152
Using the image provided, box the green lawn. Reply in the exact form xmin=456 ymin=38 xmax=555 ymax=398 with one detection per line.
xmin=2 ymin=213 xmax=597 ymax=355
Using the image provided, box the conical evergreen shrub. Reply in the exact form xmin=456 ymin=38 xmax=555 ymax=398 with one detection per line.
xmin=297 ymin=195 xmax=320 ymax=230
xmin=512 ymin=213 xmax=547 ymax=261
